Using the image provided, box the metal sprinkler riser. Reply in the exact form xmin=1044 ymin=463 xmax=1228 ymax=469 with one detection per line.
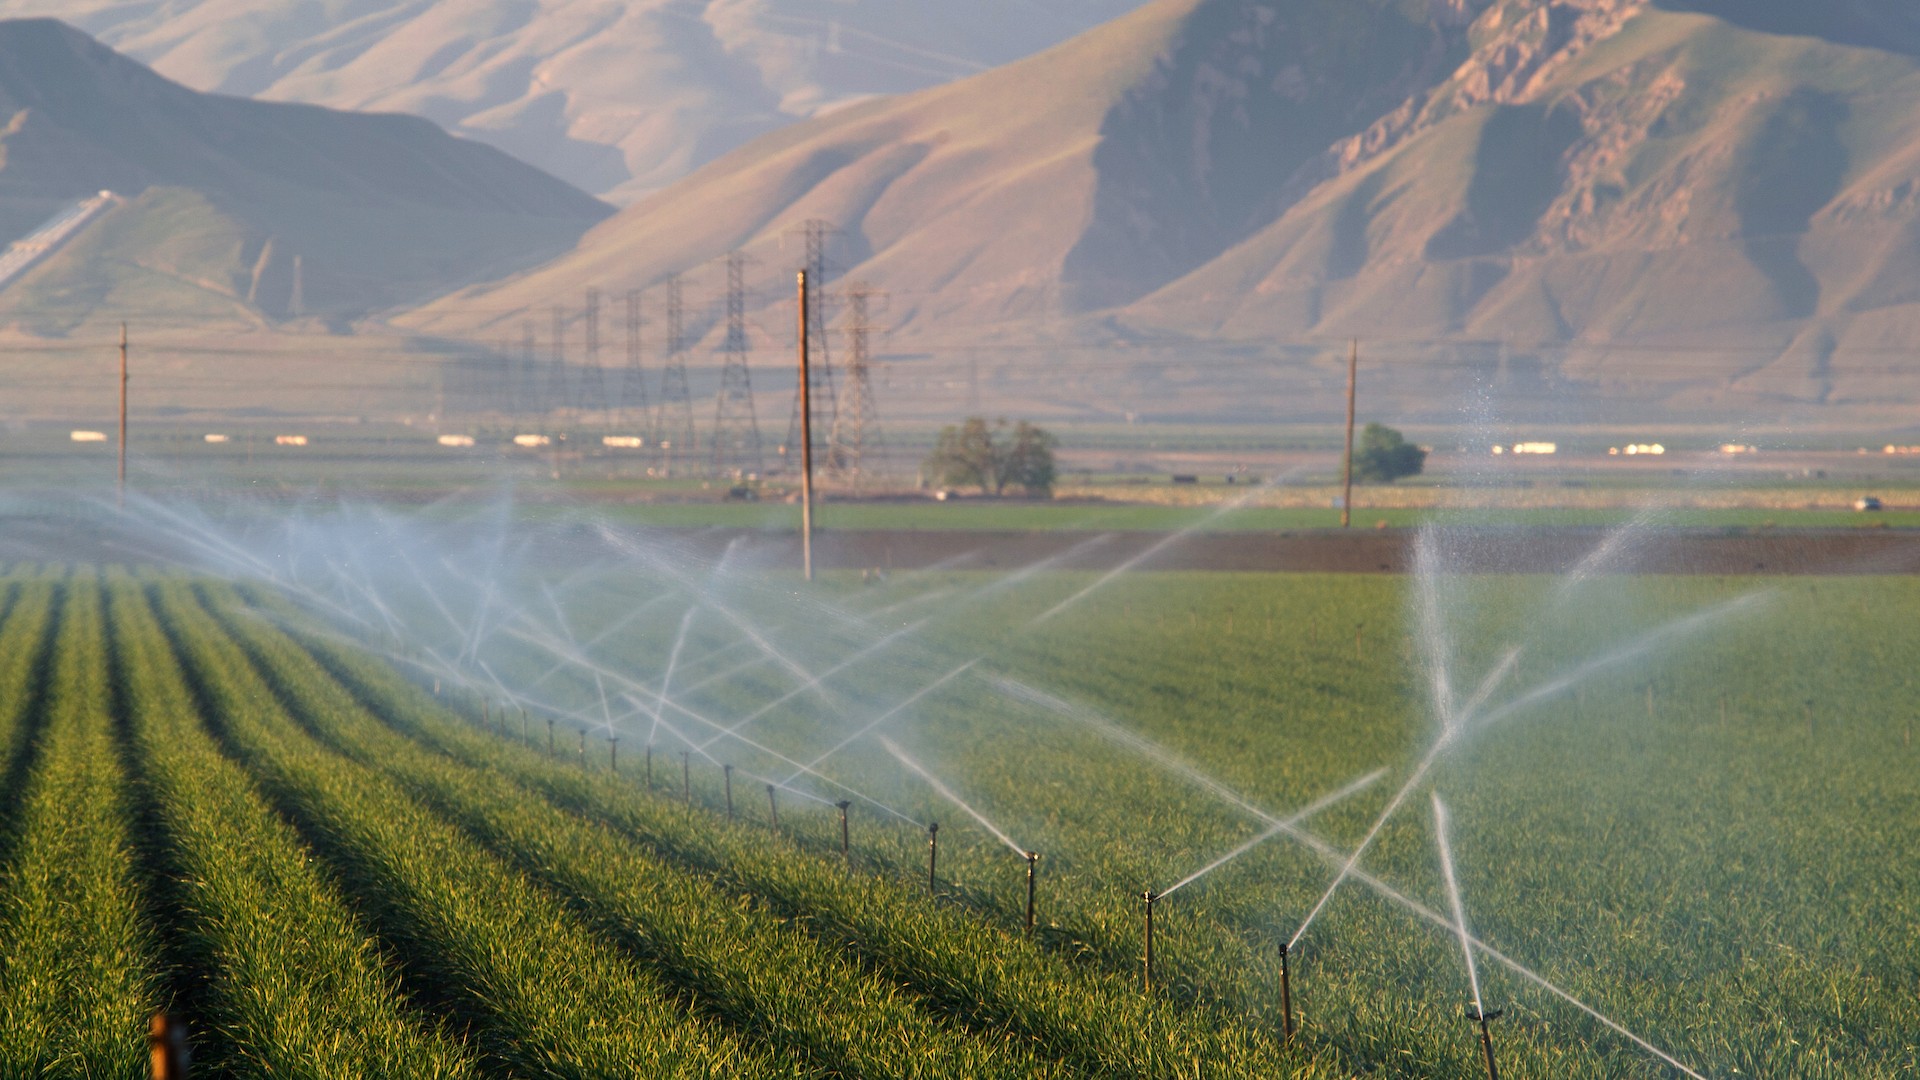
xmin=1024 ymin=851 xmax=1040 ymax=933
xmin=927 ymin=822 xmax=939 ymax=896
xmin=1279 ymin=940 xmax=1295 ymax=1039
xmin=1465 ymin=1006 xmax=1504 ymax=1080
xmin=1141 ymin=890 xmax=1158 ymax=992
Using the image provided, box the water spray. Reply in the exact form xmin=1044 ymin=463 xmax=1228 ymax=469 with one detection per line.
xmin=724 ymin=764 xmax=735 ymax=819
xmin=837 ymin=800 xmax=852 ymax=869
xmin=1024 ymin=851 xmax=1040 ymax=933
xmin=766 ymin=783 xmax=779 ymax=827
xmin=1436 ymin=794 xmax=1502 ymax=1080
xmin=1142 ymin=890 xmax=1158 ymax=992
xmin=927 ymin=822 xmax=938 ymax=895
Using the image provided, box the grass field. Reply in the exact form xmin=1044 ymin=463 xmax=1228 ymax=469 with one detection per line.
xmin=0 ymin=563 xmax=1912 ymax=1076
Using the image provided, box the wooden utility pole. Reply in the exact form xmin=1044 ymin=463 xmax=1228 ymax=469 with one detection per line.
xmin=797 ymin=270 xmax=816 ymax=581
xmin=118 ymin=322 xmax=129 ymax=506
xmin=1340 ymin=338 xmax=1357 ymax=528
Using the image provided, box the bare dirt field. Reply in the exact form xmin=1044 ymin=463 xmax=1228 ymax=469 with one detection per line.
xmin=688 ymin=527 xmax=1920 ymax=575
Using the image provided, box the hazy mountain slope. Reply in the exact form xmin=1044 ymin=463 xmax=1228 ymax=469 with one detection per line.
xmin=0 ymin=19 xmax=611 ymax=332
xmin=0 ymin=0 xmax=1147 ymax=201
xmin=1131 ymin=1 xmax=1920 ymax=405
xmin=405 ymin=0 xmax=1920 ymax=411
xmin=402 ymin=0 xmax=1479 ymax=338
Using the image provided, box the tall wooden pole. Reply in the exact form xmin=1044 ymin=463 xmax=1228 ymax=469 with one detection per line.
xmin=118 ymin=322 xmax=128 ymax=506
xmin=1340 ymin=338 xmax=1357 ymax=528
xmin=797 ymin=270 xmax=815 ymax=580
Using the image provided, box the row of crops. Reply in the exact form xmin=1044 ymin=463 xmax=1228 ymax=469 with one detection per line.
xmin=0 ymin=566 xmax=1912 ymax=1076
xmin=0 ymin=568 xmax=1319 ymax=1077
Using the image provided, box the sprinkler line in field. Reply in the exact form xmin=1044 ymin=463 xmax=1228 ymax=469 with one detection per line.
xmin=1293 ymin=585 xmax=1768 ymax=951
xmin=879 ymin=736 xmax=1026 ymax=857
xmin=783 ymin=659 xmax=981 ymax=783
xmin=1027 ymin=472 xmax=1299 ymax=627
xmin=648 ymin=607 xmax=698 ymax=745
xmin=997 ymin=670 xmax=1707 ymax=1076
xmin=1155 ymin=767 xmax=1388 ymax=901
xmin=375 ymin=585 xmax=926 ymax=826
xmin=693 ymin=616 xmax=936 ymax=752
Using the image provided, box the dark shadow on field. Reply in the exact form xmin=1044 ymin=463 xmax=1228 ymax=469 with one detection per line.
xmin=258 ymin=589 xmax=1304 ymax=1080
xmin=99 ymin=581 xmax=222 ymax=1066
xmin=194 ymin=590 xmax=889 ymax=1080
xmin=140 ymin=582 xmax=518 ymax=1076
xmin=0 ymin=580 xmax=63 ymax=881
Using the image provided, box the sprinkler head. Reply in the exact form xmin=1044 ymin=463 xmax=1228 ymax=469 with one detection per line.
xmin=1465 ymin=1007 xmax=1503 ymax=1023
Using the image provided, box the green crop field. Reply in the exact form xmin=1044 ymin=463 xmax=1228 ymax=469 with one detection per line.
xmin=0 ymin=562 xmax=1912 ymax=1077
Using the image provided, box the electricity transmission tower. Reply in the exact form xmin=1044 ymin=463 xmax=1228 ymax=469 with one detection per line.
xmin=656 ymin=272 xmax=696 ymax=476
xmin=545 ymin=305 xmax=571 ymax=420
xmin=620 ymin=289 xmax=651 ymax=434
xmin=583 ymin=287 xmax=603 ymax=427
xmin=518 ymin=320 xmax=538 ymax=425
xmin=710 ymin=251 xmax=764 ymax=479
xmin=828 ymin=281 xmax=886 ymax=489
xmin=782 ymin=219 xmax=838 ymax=471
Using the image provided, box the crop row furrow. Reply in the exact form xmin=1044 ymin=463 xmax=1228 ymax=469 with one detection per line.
xmin=252 ymin=589 xmax=1327 ymax=1079
xmin=0 ymin=571 xmax=56 ymax=816
xmin=203 ymin=581 xmax=1076 ymax=1080
xmin=148 ymin=578 xmax=803 ymax=1079
xmin=102 ymin=571 xmax=482 ymax=1076
xmin=0 ymin=570 xmax=158 ymax=1074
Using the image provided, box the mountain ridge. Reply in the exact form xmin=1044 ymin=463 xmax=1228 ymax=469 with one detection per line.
xmin=0 ymin=17 xmax=613 ymax=332
xmin=405 ymin=0 xmax=1920 ymax=413
xmin=0 ymin=0 xmax=1151 ymax=201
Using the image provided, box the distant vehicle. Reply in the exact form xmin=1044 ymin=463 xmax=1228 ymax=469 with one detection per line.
xmin=1855 ymin=496 xmax=1883 ymax=512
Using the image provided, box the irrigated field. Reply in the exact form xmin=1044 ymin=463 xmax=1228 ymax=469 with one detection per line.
xmin=0 ymin=563 xmax=1912 ymax=1077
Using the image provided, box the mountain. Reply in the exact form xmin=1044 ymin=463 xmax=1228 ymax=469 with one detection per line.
xmin=0 ymin=0 xmax=1148 ymax=202
xmin=403 ymin=0 xmax=1920 ymax=415
xmin=0 ymin=18 xmax=611 ymax=332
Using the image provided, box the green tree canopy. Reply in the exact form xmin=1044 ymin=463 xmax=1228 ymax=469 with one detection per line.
xmin=1352 ymin=423 xmax=1426 ymax=484
xmin=923 ymin=417 xmax=1058 ymax=496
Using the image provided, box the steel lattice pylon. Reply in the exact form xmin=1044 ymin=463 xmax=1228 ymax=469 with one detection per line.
xmin=827 ymin=281 xmax=886 ymax=489
xmin=782 ymin=219 xmax=839 ymax=472
xmin=656 ymin=272 xmax=696 ymax=476
xmin=710 ymin=251 xmax=764 ymax=479
xmin=619 ymin=289 xmax=652 ymax=436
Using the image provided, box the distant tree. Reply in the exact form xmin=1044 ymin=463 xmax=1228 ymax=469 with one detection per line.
xmin=999 ymin=421 xmax=1059 ymax=497
xmin=924 ymin=417 xmax=997 ymax=492
xmin=1352 ymin=422 xmax=1426 ymax=484
xmin=923 ymin=417 xmax=1058 ymax=496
